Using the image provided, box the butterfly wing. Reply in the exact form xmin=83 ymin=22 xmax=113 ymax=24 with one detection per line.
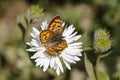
xmin=53 ymin=40 xmax=67 ymax=51
xmin=45 ymin=40 xmax=67 ymax=56
xmin=48 ymin=16 xmax=63 ymax=36
xmin=39 ymin=30 xmax=54 ymax=44
xmin=39 ymin=16 xmax=63 ymax=44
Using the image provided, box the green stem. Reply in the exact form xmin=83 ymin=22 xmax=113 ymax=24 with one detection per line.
xmin=0 ymin=57 xmax=1 ymax=68
xmin=94 ymin=54 xmax=101 ymax=80
xmin=96 ymin=51 xmax=112 ymax=69
xmin=83 ymin=47 xmax=94 ymax=51
xmin=96 ymin=54 xmax=101 ymax=69
xmin=100 ymin=51 xmax=112 ymax=58
xmin=94 ymin=51 xmax=112 ymax=80
xmin=93 ymin=66 xmax=99 ymax=80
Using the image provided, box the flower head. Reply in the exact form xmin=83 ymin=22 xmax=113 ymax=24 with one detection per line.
xmin=26 ymin=18 xmax=82 ymax=75
xmin=94 ymin=28 xmax=111 ymax=52
xmin=29 ymin=5 xmax=43 ymax=18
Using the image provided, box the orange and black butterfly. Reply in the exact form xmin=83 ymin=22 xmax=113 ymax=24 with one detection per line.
xmin=39 ymin=16 xmax=67 ymax=55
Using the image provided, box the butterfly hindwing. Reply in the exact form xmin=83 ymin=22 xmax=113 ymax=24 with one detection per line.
xmin=53 ymin=40 xmax=67 ymax=51
xmin=45 ymin=40 xmax=67 ymax=55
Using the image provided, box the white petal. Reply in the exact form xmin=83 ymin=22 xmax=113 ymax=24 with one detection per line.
xmin=61 ymin=54 xmax=76 ymax=63
xmin=68 ymin=46 xmax=82 ymax=49
xmin=29 ymin=39 xmax=42 ymax=47
xmin=71 ymin=35 xmax=81 ymax=41
xmin=36 ymin=58 xmax=42 ymax=66
xmin=55 ymin=57 xmax=64 ymax=73
xmin=62 ymin=22 xmax=65 ymax=27
xmin=26 ymin=47 xmax=45 ymax=52
xmin=26 ymin=48 xmax=38 ymax=52
xmin=62 ymin=49 xmax=82 ymax=59
xmin=44 ymin=20 xmax=48 ymax=29
xmin=26 ymin=42 xmax=31 ymax=46
xmin=31 ymin=55 xmax=37 ymax=59
xmin=35 ymin=58 xmax=41 ymax=63
xmin=63 ymin=59 xmax=71 ymax=70
xmin=41 ymin=21 xmax=48 ymax=30
xmin=67 ymin=52 xmax=82 ymax=57
xmin=63 ymin=53 xmax=75 ymax=60
xmin=66 ymin=37 xmax=80 ymax=44
xmin=66 ymin=25 xmax=75 ymax=36
xmin=69 ymin=42 xmax=82 ymax=46
xmin=68 ymin=32 xmax=78 ymax=38
xmin=74 ymin=56 xmax=81 ymax=61
xmin=41 ymin=22 xmax=44 ymax=30
xmin=65 ymin=38 xmax=73 ymax=44
xmin=40 ymin=60 xmax=44 ymax=67
xmin=65 ymin=48 xmax=81 ymax=54
xmin=30 ymin=32 xmax=35 ymax=38
xmin=66 ymin=51 xmax=82 ymax=56
xmin=62 ymin=25 xmax=68 ymax=36
xmin=30 ymin=32 xmax=40 ymax=41
xmin=65 ymin=32 xmax=82 ymax=43
xmin=50 ymin=56 xmax=55 ymax=68
xmin=43 ymin=58 xmax=50 ymax=72
xmin=31 ymin=51 xmax=46 ymax=59
xmin=56 ymin=66 xmax=60 ymax=75
xmin=30 ymin=39 xmax=39 ymax=47
xmin=63 ymin=25 xmax=75 ymax=37
xmin=32 ymin=27 xmax=40 ymax=35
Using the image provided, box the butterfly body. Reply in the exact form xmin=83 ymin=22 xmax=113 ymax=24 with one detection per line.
xmin=53 ymin=35 xmax=63 ymax=42
xmin=39 ymin=16 xmax=67 ymax=55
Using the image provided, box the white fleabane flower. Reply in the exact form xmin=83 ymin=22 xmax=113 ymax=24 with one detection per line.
xmin=26 ymin=18 xmax=82 ymax=75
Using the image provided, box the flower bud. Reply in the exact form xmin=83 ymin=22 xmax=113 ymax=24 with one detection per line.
xmin=94 ymin=28 xmax=111 ymax=52
xmin=29 ymin=5 xmax=43 ymax=18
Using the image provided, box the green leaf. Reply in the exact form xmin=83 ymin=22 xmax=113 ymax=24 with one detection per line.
xmin=17 ymin=14 xmax=27 ymax=29
xmin=84 ymin=53 xmax=96 ymax=80
xmin=17 ymin=14 xmax=27 ymax=43
xmin=96 ymin=70 xmax=110 ymax=80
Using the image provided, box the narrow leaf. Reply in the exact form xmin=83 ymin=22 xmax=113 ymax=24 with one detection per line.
xmin=84 ymin=52 xmax=96 ymax=80
xmin=17 ymin=14 xmax=28 ymax=43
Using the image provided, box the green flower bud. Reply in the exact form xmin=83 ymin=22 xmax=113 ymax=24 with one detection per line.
xmin=29 ymin=5 xmax=43 ymax=18
xmin=94 ymin=28 xmax=111 ymax=52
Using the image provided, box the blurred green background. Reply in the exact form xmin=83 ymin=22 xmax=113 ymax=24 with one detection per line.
xmin=0 ymin=0 xmax=120 ymax=80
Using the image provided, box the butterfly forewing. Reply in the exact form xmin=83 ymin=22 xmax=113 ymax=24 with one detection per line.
xmin=40 ymin=16 xmax=63 ymax=44
xmin=48 ymin=16 xmax=63 ymax=36
xmin=39 ymin=30 xmax=54 ymax=44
